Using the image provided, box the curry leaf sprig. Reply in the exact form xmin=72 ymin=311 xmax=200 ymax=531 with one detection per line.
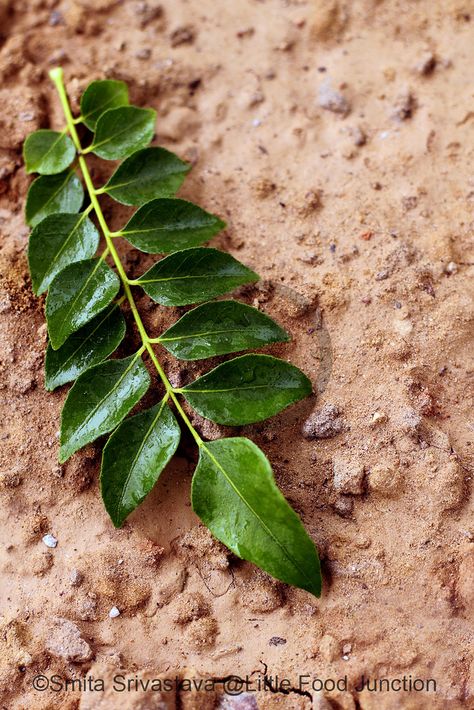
xmin=23 ymin=67 xmax=322 ymax=597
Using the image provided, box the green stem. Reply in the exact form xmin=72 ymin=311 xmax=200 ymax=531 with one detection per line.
xmin=49 ymin=67 xmax=203 ymax=448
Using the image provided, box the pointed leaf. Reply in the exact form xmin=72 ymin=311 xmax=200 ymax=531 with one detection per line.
xmin=80 ymin=79 xmax=129 ymax=131
xmin=90 ymin=106 xmax=156 ymax=160
xmin=181 ymin=354 xmax=312 ymax=425
xmin=101 ymin=400 xmax=181 ymax=527
xmin=28 ymin=212 xmax=100 ymax=295
xmin=60 ymin=353 xmax=150 ymax=462
xmin=23 ymin=130 xmax=76 ymax=175
xmin=102 ymin=147 xmax=190 ymax=206
xmin=192 ymin=438 xmax=321 ymax=596
xmin=119 ymin=198 xmax=225 ymax=254
xmin=45 ymin=304 xmax=126 ymax=391
xmin=46 ymin=258 xmax=120 ymax=350
xmin=25 ymin=171 xmax=84 ymax=227
xmin=159 ymin=300 xmax=289 ymax=360
xmin=137 ymin=247 xmax=258 ymax=306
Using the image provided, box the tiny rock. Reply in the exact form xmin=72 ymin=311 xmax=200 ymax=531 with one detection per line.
xmin=108 ymin=606 xmax=121 ymax=619
xmin=368 ymin=464 xmax=402 ymax=497
xmin=302 ymin=403 xmax=346 ymax=439
xmin=392 ymin=88 xmax=416 ymax=121
xmin=319 ymin=634 xmax=339 ymax=662
xmin=415 ymin=52 xmax=436 ymax=75
xmin=42 ymin=534 xmax=58 ymax=548
xmin=370 ymin=410 xmax=387 ymax=426
xmin=318 ymin=79 xmax=350 ymax=116
xmin=333 ymin=455 xmax=365 ymax=495
xmin=46 ymin=618 xmax=92 ymax=662
xmin=69 ymin=569 xmax=83 ymax=587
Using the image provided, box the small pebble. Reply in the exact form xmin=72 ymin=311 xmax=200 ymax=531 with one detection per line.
xmin=18 ymin=112 xmax=35 ymax=122
xmin=446 ymin=261 xmax=458 ymax=274
xmin=318 ymin=79 xmax=351 ymax=116
xmin=42 ymin=534 xmax=58 ymax=549
xmin=109 ymin=606 xmax=121 ymax=618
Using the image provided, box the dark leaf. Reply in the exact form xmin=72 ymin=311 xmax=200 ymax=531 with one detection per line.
xmin=120 ymin=198 xmax=225 ymax=253
xmin=192 ymin=437 xmax=321 ymax=596
xmin=23 ymin=130 xmax=75 ymax=175
xmin=80 ymin=79 xmax=129 ymax=131
xmin=45 ymin=304 xmax=126 ymax=391
xmin=102 ymin=147 xmax=190 ymax=206
xmin=46 ymin=258 xmax=120 ymax=350
xmin=137 ymin=247 xmax=258 ymax=306
xmin=159 ymin=300 xmax=289 ymax=360
xmin=25 ymin=171 xmax=84 ymax=227
xmin=101 ymin=400 xmax=180 ymax=527
xmin=180 ymin=353 xmax=312 ymax=424
xmin=60 ymin=353 xmax=150 ymax=462
xmin=90 ymin=106 xmax=156 ymax=160
xmin=28 ymin=212 xmax=99 ymax=295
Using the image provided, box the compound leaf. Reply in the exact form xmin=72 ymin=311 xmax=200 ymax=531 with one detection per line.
xmin=181 ymin=353 xmax=312 ymax=425
xmin=60 ymin=353 xmax=150 ymax=462
xmin=120 ymin=198 xmax=225 ymax=253
xmin=159 ymin=300 xmax=289 ymax=360
xmin=46 ymin=258 xmax=120 ymax=350
xmin=192 ymin=438 xmax=321 ymax=596
xmin=28 ymin=212 xmax=100 ymax=295
xmin=137 ymin=247 xmax=258 ymax=306
xmin=90 ymin=106 xmax=156 ymax=160
xmin=45 ymin=304 xmax=126 ymax=391
xmin=23 ymin=130 xmax=75 ymax=175
xmin=101 ymin=400 xmax=181 ymax=527
xmin=80 ymin=79 xmax=129 ymax=131
xmin=103 ymin=147 xmax=190 ymax=206
xmin=25 ymin=171 xmax=84 ymax=227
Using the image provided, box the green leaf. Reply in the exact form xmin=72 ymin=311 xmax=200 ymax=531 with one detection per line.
xmin=137 ymin=248 xmax=259 ymax=306
xmin=45 ymin=304 xmax=126 ymax=391
xmin=90 ymin=106 xmax=156 ymax=160
xmin=159 ymin=300 xmax=289 ymax=360
xmin=80 ymin=79 xmax=129 ymax=131
xmin=181 ymin=354 xmax=312 ymax=425
xmin=119 ymin=198 xmax=225 ymax=254
xmin=23 ymin=130 xmax=76 ymax=175
xmin=46 ymin=258 xmax=120 ymax=350
xmin=60 ymin=353 xmax=150 ymax=462
xmin=25 ymin=171 xmax=84 ymax=227
xmin=28 ymin=212 xmax=100 ymax=295
xmin=101 ymin=400 xmax=180 ymax=527
xmin=102 ymin=147 xmax=190 ymax=206
xmin=192 ymin=438 xmax=321 ymax=596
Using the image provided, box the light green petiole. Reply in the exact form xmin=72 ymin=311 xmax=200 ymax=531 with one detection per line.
xmin=49 ymin=67 xmax=203 ymax=449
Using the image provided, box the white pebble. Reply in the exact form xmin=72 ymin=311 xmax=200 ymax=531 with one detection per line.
xmin=108 ymin=606 xmax=121 ymax=619
xmin=42 ymin=534 xmax=58 ymax=548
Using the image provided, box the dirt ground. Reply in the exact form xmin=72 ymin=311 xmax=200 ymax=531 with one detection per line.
xmin=0 ymin=0 xmax=473 ymax=708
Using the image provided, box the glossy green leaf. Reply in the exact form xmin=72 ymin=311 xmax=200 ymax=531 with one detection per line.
xmin=46 ymin=258 xmax=120 ymax=350
xmin=181 ymin=353 xmax=312 ymax=425
xmin=102 ymin=147 xmax=190 ymax=206
xmin=28 ymin=212 xmax=100 ymax=295
xmin=137 ymin=248 xmax=259 ymax=306
xmin=25 ymin=171 xmax=84 ymax=227
xmin=192 ymin=438 xmax=321 ymax=596
xmin=90 ymin=106 xmax=156 ymax=160
xmin=60 ymin=353 xmax=150 ymax=462
xmin=45 ymin=304 xmax=126 ymax=391
xmin=159 ymin=300 xmax=289 ymax=360
xmin=101 ymin=400 xmax=181 ymax=527
xmin=23 ymin=130 xmax=76 ymax=175
xmin=119 ymin=198 xmax=225 ymax=254
xmin=80 ymin=79 xmax=129 ymax=131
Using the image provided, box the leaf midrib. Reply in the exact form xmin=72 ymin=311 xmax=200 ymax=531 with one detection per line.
xmin=31 ymin=131 xmax=67 ymax=170
xmin=29 ymin=171 xmax=75 ymax=222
